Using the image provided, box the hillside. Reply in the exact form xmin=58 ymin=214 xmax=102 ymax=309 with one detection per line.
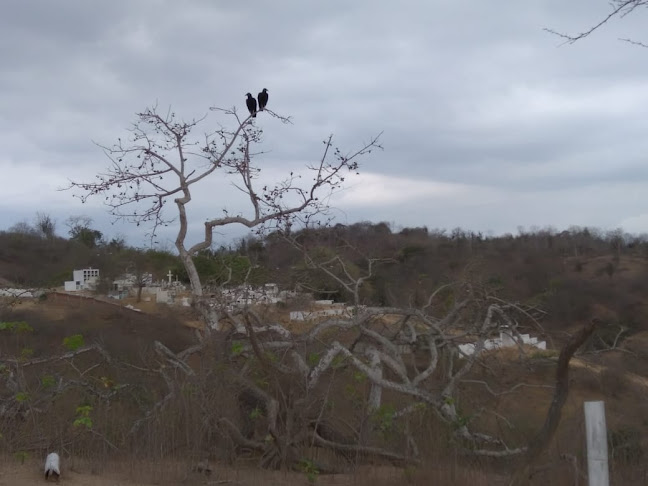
xmin=1 ymin=223 xmax=647 ymax=484
xmin=1 ymin=293 xmax=646 ymax=485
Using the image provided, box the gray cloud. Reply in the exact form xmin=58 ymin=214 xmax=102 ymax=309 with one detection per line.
xmin=1 ymin=0 xmax=647 ymax=247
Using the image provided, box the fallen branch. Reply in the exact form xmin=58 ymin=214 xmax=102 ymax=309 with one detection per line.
xmin=312 ymin=431 xmax=420 ymax=466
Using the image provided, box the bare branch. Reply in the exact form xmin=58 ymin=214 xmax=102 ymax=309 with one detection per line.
xmin=460 ymin=380 xmax=554 ymax=396
xmin=545 ymin=1 xmax=648 ymax=45
xmin=1 ymin=344 xmax=106 ymax=367
xmin=218 ymin=417 xmax=266 ymax=451
xmin=312 ymin=431 xmax=420 ymax=465
xmin=620 ymin=37 xmax=648 ymax=47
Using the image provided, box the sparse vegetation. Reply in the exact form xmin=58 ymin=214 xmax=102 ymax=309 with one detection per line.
xmin=609 ymin=427 xmax=644 ymax=466
xmin=1 ymin=221 xmax=648 ymax=483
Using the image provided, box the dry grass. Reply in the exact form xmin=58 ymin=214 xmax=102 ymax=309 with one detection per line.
xmin=2 ymin=264 xmax=648 ymax=485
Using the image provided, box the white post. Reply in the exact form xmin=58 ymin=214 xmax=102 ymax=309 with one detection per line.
xmin=167 ymin=270 xmax=173 ymax=284
xmin=584 ymin=400 xmax=610 ymax=486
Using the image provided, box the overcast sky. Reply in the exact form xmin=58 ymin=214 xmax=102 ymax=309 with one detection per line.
xmin=1 ymin=0 xmax=647 ymax=248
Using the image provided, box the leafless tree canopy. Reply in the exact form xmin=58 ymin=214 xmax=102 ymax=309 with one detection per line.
xmin=34 ymin=212 xmax=56 ymax=239
xmin=67 ymin=104 xmax=382 ymax=329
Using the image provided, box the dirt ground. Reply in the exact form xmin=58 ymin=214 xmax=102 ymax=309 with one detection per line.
xmin=1 ymin=464 xmax=141 ymax=486
xmin=0 ymin=459 xmax=373 ymax=486
xmin=0 ymin=459 xmax=510 ymax=486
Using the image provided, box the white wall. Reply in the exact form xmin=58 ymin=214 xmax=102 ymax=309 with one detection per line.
xmin=64 ymin=281 xmax=78 ymax=292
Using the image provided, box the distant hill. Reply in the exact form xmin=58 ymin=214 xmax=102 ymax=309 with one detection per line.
xmin=2 ymin=222 xmax=647 ymax=345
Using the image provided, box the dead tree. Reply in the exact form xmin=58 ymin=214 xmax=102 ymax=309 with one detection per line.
xmin=202 ymin=242 xmax=549 ymax=470
xmin=215 ymin=295 xmax=539 ymax=469
xmin=67 ymin=104 xmax=382 ymax=331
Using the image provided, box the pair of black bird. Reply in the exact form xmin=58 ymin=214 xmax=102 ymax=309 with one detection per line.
xmin=245 ymin=88 xmax=268 ymax=118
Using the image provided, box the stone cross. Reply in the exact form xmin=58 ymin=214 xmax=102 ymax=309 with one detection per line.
xmin=167 ymin=270 xmax=173 ymax=284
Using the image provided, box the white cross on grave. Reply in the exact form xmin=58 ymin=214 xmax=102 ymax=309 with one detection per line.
xmin=167 ymin=270 xmax=173 ymax=284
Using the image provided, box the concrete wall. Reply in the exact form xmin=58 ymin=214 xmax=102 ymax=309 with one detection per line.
xmin=64 ymin=281 xmax=78 ymax=291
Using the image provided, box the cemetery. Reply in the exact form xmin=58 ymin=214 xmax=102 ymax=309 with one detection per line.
xmin=458 ymin=328 xmax=547 ymax=357
xmin=55 ymin=269 xmax=548 ymax=360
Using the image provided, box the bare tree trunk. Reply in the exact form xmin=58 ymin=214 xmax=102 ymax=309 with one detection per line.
xmin=509 ymin=320 xmax=596 ymax=485
xmin=178 ymin=249 xmax=202 ymax=300
xmin=366 ymin=347 xmax=383 ymax=411
xmin=178 ymin=248 xmax=219 ymax=332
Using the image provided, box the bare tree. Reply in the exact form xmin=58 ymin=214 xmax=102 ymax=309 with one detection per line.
xmin=65 ymin=215 xmax=103 ymax=248
xmin=65 ymin=215 xmax=93 ymax=233
xmin=123 ymin=250 xmax=153 ymax=303
xmin=34 ymin=212 xmax=57 ymax=239
xmin=67 ymin=104 xmax=382 ymax=331
xmin=545 ymin=1 xmax=648 ymax=46
xmin=207 ymin=265 xmax=550 ymax=470
xmin=8 ymin=221 xmax=37 ymax=236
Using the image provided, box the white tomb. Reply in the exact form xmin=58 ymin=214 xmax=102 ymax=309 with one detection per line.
xmin=64 ymin=268 xmax=100 ymax=292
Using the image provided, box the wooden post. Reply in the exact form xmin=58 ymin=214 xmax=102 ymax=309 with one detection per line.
xmin=584 ymin=400 xmax=609 ymax=486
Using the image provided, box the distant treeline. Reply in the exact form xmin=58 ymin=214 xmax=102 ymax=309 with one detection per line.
xmin=2 ymin=219 xmax=647 ymax=328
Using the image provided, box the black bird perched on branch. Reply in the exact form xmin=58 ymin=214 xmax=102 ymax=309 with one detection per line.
xmin=245 ymin=93 xmax=257 ymax=117
xmin=257 ymin=88 xmax=269 ymax=111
